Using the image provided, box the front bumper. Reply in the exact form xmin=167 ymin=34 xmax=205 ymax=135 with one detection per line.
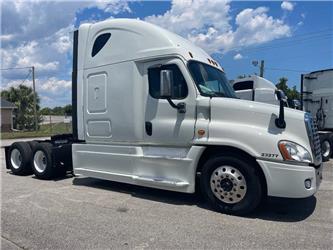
xmin=257 ymin=159 xmax=323 ymax=198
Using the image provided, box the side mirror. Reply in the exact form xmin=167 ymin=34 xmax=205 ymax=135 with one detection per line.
xmin=159 ymin=69 xmax=186 ymax=114
xmin=160 ymin=70 xmax=173 ymax=98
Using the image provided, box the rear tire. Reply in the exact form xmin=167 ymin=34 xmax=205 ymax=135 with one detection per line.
xmin=8 ymin=142 xmax=33 ymax=175
xmin=320 ymin=133 xmax=332 ymax=162
xmin=329 ymin=134 xmax=333 ymax=159
xmin=32 ymin=143 xmax=55 ymax=179
xmin=27 ymin=140 xmax=39 ymax=152
xmin=200 ymin=155 xmax=262 ymax=215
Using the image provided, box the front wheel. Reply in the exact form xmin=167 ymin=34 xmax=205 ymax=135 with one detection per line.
xmin=200 ymin=155 xmax=262 ymax=215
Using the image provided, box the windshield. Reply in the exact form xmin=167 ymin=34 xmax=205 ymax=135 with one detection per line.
xmin=188 ymin=61 xmax=236 ymax=98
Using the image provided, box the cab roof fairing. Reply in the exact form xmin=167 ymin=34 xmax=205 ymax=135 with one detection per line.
xmin=79 ymin=18 xmax=223 ymax=70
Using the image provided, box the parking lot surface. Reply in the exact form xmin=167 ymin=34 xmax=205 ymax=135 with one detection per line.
xmin=1 ymin=138 xmax=333 ymax=249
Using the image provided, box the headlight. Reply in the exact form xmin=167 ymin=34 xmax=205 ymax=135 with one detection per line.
xmin=278 ymin=141 xmax=312 ymax=163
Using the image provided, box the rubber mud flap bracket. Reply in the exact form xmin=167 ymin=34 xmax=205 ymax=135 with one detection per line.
xmin=145 ymin=121 xmax=152 ymax=136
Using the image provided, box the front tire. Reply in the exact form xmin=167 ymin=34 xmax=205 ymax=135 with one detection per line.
xmin=32 ymin=143 xmax=55 ymax=179
xmin=200 ymin=155 xmax=262 ymax=215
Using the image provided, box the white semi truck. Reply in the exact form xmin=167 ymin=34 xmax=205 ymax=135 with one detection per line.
xmin=232 ymin=75 xmax=280 ymax=105
xmin=4 ymin=19 xmax=323 ymax=215
xmin=301 ymin=69 xmax=333 ymax=161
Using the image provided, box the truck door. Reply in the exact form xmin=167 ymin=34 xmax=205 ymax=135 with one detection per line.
xmin=143 ymin=58 xmax=196 ymax=145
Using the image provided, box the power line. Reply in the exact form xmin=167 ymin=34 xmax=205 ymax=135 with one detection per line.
xmin=230 ymin=28 xmax=333 ymax=49
xmin=265 ymin=67 xmax=309 ymax=73
xmin=267 ymin=49 xmax=333 ymax=61
xmin=0 ymin=66 xmax=32 ymax=71
xmin=19 ymin=70 xmax=32 ymax=85
xmin=227 ymin=29 xmax=333 ymax=53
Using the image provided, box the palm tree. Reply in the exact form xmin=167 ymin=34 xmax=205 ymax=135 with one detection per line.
xmin=1 ymin=84 xmax=41 ymax=130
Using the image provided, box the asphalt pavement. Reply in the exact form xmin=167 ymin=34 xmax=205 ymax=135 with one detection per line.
xmin=1 ymin=138 xmax=332 ymax=249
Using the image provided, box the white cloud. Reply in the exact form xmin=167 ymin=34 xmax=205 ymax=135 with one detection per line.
xmin=1 ymin=40 xmax=61 ymax=80
xmin=233 ymin=53 xmax=243 ymax=60
xmin=145 ymin=0 xmax=291 ymax=54
xmin=281 ymin=1 xmax=294 ymax=11
xmin=94 ymin=0 xmax=131 ymax=14
xmin=51 ymin=25 xmax=75 ymax=54
xmin=1 ymin=0 xmax=131 ymax=107
xmin=0 ymin=79 xmax=33 ymax=92
xmin=145 ymin=0 xmax=231 ymax=39
xmin=233 ymin=7 xmax=291 ymax=47
xmin=1 ymin=77 xmax=72 ymax=107
xmin=39 ymin=77 xmax=72 ymax=93
xmin=1 ymin=0 xmax=293 ymax=107
xmin=1 ymin=77 xmax=71 ymax=94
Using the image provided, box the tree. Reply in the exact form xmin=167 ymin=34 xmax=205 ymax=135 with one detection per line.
xmin=64 ymin=104 xmax=72 ymax=116
xmin=39 ymin=105 xmax=72 ymax=116
xmin=1 ymin=84 xmax=42 ymax=130
xmin=275 ymin=77 xmax=301 ymax=108
xmin=40 ymin=107 xmax=52 ymax=115
xmin=275 ymin=77 xmax=289 ymax=94
xmin=52 ymin=106 xmax=64 ymax=115
xmin=289 ymin=85 xmax=300 ymax=100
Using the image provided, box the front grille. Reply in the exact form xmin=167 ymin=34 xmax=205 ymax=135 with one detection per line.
xmin=305 ymin=113 xmax=322 ymax=165
xmin=311 ymin=120 xmax=322 ymax=163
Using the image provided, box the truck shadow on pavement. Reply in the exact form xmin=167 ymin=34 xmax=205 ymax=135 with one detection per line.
xmin=73 ymin=177 xmax=316 ymax=222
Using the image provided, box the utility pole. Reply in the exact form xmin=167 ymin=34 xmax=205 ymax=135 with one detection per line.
xmin=259 ymin=60 xmax=265 ymax=77
xmin=32 ymin=66 xmax=38 ymax=131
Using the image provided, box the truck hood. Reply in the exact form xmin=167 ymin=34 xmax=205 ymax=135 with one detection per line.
xmin=201 ymin=97 xmax=312 ymax=162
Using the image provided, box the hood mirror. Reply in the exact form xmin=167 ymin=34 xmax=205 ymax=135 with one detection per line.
xmin=275 ymin=89 xmax=286 ymax=129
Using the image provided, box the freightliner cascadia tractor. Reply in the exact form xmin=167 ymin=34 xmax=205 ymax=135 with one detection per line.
xmin=4 ymin=19 xmax=323 ymax=215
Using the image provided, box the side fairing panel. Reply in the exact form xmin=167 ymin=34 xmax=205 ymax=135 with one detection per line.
xmin=72 ymin=144 xmax=205 ymax=193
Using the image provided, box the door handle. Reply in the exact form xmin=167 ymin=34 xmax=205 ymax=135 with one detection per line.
xmin=145 ymin=121 xmax=152 ymax=136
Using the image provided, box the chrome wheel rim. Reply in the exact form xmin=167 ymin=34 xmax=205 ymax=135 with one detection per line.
xmin=10 ymin=149 xmax=22 ymax=169
xmin=34 ymin=150 xmax=47 ymax=173
xmin=322 ymin=140 xmax=331 ymax=158
xmin=210 ymin=166 xmax=247 ymax=204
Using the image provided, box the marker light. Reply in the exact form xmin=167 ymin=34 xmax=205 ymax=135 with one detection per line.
xmin=197 ymin=129 xmax=205 ymax=136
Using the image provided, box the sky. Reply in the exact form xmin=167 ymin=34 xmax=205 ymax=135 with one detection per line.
xmin=1 ymin=0 xmax=332 ymax=108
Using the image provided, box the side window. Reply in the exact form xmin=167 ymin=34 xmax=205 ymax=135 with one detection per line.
xmin=148 ymin=64 xmax=188 ymax=99
xmin=91 ymin=33 xmax=111 ymax=57
xmin=233 ymin=81 xmax=254 ymax=91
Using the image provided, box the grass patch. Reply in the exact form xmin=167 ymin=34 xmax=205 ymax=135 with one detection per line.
xmin=1 ymin=123 xmax=72 ymax=139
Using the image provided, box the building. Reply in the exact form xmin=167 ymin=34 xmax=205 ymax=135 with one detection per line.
xmin=0 ymin=98 xmax=16 ymax=132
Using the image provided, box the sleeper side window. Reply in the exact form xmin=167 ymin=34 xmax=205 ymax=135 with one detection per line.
xmin=91 ymin=33 xmax=111 ymax=57
xmin=148 ymin=64 xmax=188 ymax=99
xmin=233 ymin=81 xmax=254 ymax=91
